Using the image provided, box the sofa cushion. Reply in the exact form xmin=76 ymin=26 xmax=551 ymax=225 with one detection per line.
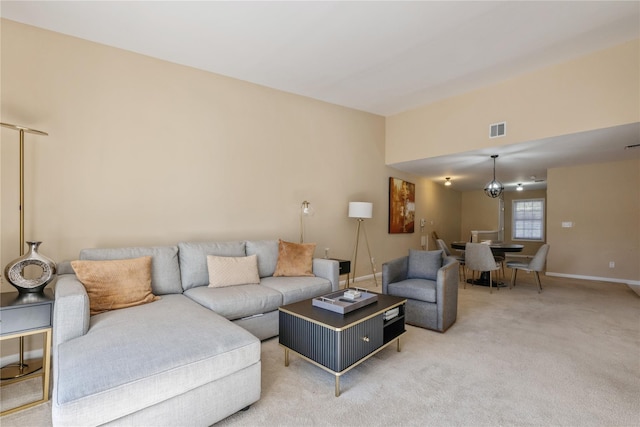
xmin=207 ymin=255 xmax=260 ymax=288
xmin=54 ymin=295 xmax=260 ymax=426
xmin=178 ymin=241 xmax=246 ymax=290
xmin=261 ymin=276 xmax=332 ymax=305
xmin=273 ymin=240 xmax=315 ymax=277
xmin=79 ymin=246 xmax=182 ymax=295
xmin=387 ymin=278 xmax=437 ymax=303
xmin=71 ymin=257 xmax=160 ymax=315
xmin=245 ymin=240 xmax=279 ymax=278
xmin=184 ymin=284 xmax=283 ymax=320
xmin=408 ymin=249 xmax=443 ymax=281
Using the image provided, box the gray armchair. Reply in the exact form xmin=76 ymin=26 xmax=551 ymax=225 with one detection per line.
xmin=382 ymin=249 xmax=459 ymax=332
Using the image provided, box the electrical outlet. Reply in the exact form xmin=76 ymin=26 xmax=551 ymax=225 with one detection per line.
xmin=324 ymin=248 xmax=330 ymax=259
xmin=609 ymin=261 xmax=615 ymax=268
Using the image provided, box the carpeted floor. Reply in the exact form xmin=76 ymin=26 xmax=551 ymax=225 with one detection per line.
xmin=2 ymin=274 xmax=639 ymax=426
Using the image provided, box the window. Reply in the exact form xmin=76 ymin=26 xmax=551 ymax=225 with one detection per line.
xmin=512 ymin=199 xmax=545 ymax=241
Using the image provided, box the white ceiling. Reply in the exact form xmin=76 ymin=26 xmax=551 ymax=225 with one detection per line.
xmin=2 ymin=1 xmax=639 ymax=191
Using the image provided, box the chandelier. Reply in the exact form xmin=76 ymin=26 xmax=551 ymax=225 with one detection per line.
xmin=484 ymin=155 xmax=504 ymax=198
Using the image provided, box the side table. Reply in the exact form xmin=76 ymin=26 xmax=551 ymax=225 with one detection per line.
xmin=330 ymin=259 xmax=351 ymax=288
xmin=0 ymin=288 xmax=54 ymax=416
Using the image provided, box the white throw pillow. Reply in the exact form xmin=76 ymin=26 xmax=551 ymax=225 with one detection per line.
xmin=207 ymin=254 xmax=260 ymax=288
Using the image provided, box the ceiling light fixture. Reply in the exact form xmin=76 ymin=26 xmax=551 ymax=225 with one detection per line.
xmin=484 ymin=155 xmax=504 ymax=198
xmin=444 ymin=177 xmax=452 ymax=186
xmin=516 ymin=183 xmax=523 ymax=191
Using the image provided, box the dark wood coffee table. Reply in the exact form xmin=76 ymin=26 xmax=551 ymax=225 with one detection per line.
xmin=279 ymin=292 xmax=406 ymax=396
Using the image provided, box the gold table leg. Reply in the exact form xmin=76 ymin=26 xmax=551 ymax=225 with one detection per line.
xmin=284 ymin=348 xmax=289 ymax=367
xmin=397 ymin=337 xmax=402 ymax=352
xmin=335 ymin=376 xmax=340 ymax=397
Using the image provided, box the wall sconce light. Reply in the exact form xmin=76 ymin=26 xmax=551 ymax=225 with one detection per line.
xmin=484 ymin=155 xmax=504 ymax=198
xmin=299 ymin=200 xmax=314 ymax=243
xmin=444 ymin=177 xmax=452 ymax=186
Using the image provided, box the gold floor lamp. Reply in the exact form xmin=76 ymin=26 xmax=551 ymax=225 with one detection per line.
xmin=1 ymin=122 xmax=49 ymax=379
xmin=348 ymin=202 xmax=378 ymax=287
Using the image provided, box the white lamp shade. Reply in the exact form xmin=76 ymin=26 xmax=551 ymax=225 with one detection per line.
xmin=348 ymin=202 xmax=373 ymax=219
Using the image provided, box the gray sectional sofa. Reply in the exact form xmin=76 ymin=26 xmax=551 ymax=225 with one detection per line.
xmin=52 ymin=240 xmax=339 ymax=426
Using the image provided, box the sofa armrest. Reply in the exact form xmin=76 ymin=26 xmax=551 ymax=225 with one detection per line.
xmin=53 ymin=273 xmax=91 ymax=350
xmin=382 ymin=256 xmax=408 ymax=294
xmin=435 ymin=256 xmax=459 ymax=331
xmin=313 ymin=258 xmax=340 ymax=291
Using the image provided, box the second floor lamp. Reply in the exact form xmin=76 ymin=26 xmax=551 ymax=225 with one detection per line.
xmin=348 ymin=202 xmax=377 ymax=287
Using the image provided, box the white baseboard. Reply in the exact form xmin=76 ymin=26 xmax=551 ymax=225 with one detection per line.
xmin=546 ymin=271 xmax=640 ymax=286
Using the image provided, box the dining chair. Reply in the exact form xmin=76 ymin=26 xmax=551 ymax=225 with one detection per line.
xmin=506 ymin=244 xmax=550 ymax=293
xmin=464 ymin=242 xmax=501 ymax=293
xmin=436 ymin=239 xmax=466 ymax=282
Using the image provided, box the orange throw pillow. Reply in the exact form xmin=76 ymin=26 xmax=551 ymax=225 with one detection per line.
xmin=71 ymin=256 xmax=160 ymax=315
xmin=273 ymin=239 xmax=316 ymax=277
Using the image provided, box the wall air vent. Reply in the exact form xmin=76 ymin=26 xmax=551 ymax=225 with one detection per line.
xmin=489 ymin=122 xmax=506 ymax=138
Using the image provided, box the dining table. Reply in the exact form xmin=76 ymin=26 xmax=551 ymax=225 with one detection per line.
xmin=451 ymin=241 xmax=524 ymax=286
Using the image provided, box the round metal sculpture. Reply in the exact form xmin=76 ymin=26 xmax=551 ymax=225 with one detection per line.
xmin=4 ymin=241 xmax=57 ymax=293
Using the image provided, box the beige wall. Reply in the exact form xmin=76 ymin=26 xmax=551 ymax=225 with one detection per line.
xmin=547 ymin=159 xmax=640 ymax=282
xmin=416 ymin=178 xmax=462 ymax=251
xmin=0 ymin=19 xmax=462 ymax=297
xmin=386 ymin=39 xmax=639 ymax=164
xmin=460 ymin=190 xmax=500 ymax=242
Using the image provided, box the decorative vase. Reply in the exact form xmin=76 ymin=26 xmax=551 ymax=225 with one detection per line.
xmin=4 ymin=241 xmax=57 ymax=294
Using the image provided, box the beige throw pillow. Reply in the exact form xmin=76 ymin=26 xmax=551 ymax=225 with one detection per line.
xmin=207 ymin=255 xmax=260 ymax=287
xmin=71 ymin=256 xmax=159 ymax=316
xmin=273 ymin=239 xmax=316 ymax=277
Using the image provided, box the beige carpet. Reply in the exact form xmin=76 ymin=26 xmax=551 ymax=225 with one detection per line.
xmin=2 ymin=274 xmax=639 ymax=426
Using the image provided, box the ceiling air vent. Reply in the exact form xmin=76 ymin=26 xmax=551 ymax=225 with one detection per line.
xmin=489 ymin=122 xmax=506 ymax=138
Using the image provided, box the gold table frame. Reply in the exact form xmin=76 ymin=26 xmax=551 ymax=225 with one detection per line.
xmin=0 ymin=327 xmax=52 ymax=416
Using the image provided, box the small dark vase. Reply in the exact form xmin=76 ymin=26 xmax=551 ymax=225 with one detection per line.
xmin=4 ymin=241 xmax=57 ymax=293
